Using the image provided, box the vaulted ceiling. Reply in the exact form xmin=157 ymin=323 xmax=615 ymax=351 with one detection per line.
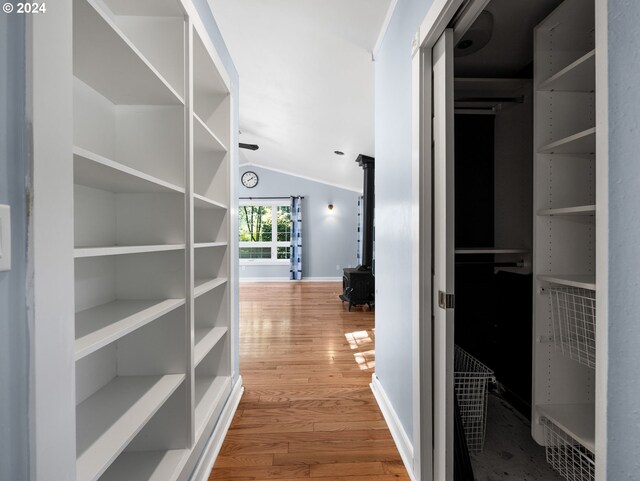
xmin=208 ymin=0 xmax=392 ymax=192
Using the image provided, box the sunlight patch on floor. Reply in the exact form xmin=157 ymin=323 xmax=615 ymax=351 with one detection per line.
xmin=345 ymin=330 xmax=376 ymax=370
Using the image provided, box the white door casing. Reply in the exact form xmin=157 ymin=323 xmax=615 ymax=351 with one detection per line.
xmin=432 ymin=27 xmax=455 ymax=481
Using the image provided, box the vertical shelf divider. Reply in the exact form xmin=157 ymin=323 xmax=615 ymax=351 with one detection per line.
xmin=185 ymin=14 xmax=196 ymax=449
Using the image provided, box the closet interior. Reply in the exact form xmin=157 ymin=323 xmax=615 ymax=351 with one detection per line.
xmin=452 ymin=0 xmax=596 ymax=479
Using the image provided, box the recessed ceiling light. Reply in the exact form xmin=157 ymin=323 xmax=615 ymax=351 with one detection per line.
xmin=334 ymin=150 xmax=344 ymax=156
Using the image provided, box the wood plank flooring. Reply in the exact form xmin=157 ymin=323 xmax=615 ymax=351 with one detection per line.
xmin=209 ymin=282 xmax=410 ymax=480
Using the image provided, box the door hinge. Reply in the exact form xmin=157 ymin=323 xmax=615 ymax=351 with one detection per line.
xmin=438 ymin=290 xmax=455 ymax=309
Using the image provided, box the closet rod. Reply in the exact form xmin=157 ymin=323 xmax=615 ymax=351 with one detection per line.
xmin=455 ymin=261 xmax=524 ymax=268
xmin=455 ymin=96 xmax=525 ymax=103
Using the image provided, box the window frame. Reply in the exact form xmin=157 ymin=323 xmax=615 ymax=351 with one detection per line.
xmin=239 ymin=198 xmax=292 ymax=265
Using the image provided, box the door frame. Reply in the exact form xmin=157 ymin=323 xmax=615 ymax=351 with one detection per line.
xmin=411 ymin=2 xmax=487 ymax=480
xmin=411 ymin=0 xmax=609 ymax=480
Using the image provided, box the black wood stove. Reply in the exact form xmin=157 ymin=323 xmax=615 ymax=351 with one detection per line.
xmin=340 ymin=154 xmax=375 ymax=311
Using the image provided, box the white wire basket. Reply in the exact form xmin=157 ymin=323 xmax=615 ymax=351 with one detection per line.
xmin=549 ymin=287 xmax=596 ymax=369
xmin=454 ymin=346 xmax=495 ymax=455
xmin=541 ymin=417 xmax=595 ymax=481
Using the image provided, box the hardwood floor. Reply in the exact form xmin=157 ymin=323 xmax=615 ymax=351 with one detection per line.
xmin=209 ymin=282 xmax=410 ymax=480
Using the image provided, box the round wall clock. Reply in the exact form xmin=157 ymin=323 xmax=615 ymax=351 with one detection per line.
xmin=241 ymin=171 xmax=259 ymax=188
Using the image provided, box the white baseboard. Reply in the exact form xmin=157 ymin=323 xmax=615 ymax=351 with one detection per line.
xmin=190 ymin=376 xmax=244 ymax=481
xmin=239 ymin=277 xmax=289 ymax=283
xmin=240 ymin=277 xmax=342 ymax=283
xmin=300 ymin=277 xmax=342 ymax=282
xmin=370 ymin=374 xmax=417 ymax=481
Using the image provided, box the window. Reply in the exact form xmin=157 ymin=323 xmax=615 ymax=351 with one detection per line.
xmin=239 ymin=201 xmax=291 ymax=264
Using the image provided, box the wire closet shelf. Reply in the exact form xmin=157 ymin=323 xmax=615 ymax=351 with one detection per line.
xmin=454 ymin=346 xmax=495 ymax=455
xmin=541 ymin=417 xmax=595 ymax=481
xmin=549 ymin=287 xmax=596 ymax=369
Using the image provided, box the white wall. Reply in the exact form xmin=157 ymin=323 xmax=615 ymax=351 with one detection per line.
xmin=374 ymin=0 xmax=433 ymax=441
xmin=0 ymin=11 xmax=29 ymax=481
xmin=606 ymin=0 xmax=640 ymax=476
xmin=238 ymin=166 xmax=361 ymax=279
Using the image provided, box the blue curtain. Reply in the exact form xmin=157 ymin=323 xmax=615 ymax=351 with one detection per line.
xmin=290 ymin=196 xmax=303 ymax=280
xmin=356 ymin=195 xmax=363 ymax=265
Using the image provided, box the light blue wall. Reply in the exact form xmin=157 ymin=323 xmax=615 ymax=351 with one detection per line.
xmin=374 ymin=0 xmax=432 ymax=440
xmin=606 ymin=0 xmax=640 ymax=476
xmin=238 ymin=166 xmax=360 ymax=279
xmin=192 ymin=0 xmax=241 ymax=382
xmin=0 ymin=12 xmax=29 ymax=481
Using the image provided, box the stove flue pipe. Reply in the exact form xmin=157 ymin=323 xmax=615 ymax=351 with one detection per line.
xmin=356 ymin=154 xmax=374 ymax=270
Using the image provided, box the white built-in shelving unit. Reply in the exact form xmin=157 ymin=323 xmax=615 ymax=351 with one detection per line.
xmin=533 ymin=0 xmax=596 ymax=478
xmin=70 ymin=0 xmax=235 ymax=478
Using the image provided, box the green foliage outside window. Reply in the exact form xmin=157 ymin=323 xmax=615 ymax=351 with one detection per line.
xmin=239 ymin=204 xmax=292 ymax=260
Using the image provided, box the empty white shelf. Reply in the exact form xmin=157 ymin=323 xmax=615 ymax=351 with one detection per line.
xmin=194 ymin=376 xmax=231 ymax=439
xmin=194 ymin=242 xmax=227 ymax=249
xmin=194 ymin=327 xmax=228 ymax=367
xmin=193 ymin=194 xmax=227 ymax=209
xmin=194 ymin=114 xmax=228 ymax=153
xmin=101 ymin=0 xmax=185 ymax=17
xmin=455 ymin=247 xmax=529 ymax=254
xmin=73 ymin=0 xmax=183 ymax=105
xmin=76 ymin=374 xmax=185 ymax=481
xmin=75 ymin=299 xmax=185 ymax=360
xmin=99 ymin=449 xmax=189 ymax=481
xmin=537 ymin=274 xmax=595 ymax=290
xmin=537 ymin=205 xmax=596 ymax=216
xmin=539 ymin=127 xmax=595 ymax=155
xmin=537 ymin=403 xmax=595 ymax=453
xmin=539 ymin=50 xmax=595 ymax=92
xmin=194 ymin=193 xmax=227 ymax=210
xmin=74 ymin=147 xmax=184 ymax=194
xmin=193 ymin=29 xmax=228 ymax=104
xmin=75 ymin=244 xmax=185 ymax=258
xmin=194 ymin=278 xmax=228 ymax=298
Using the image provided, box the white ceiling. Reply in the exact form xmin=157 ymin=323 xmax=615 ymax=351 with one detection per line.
xmin=208 ymin=0 xmax=393 ymax=192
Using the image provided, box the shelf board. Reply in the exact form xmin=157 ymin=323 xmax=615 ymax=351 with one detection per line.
xmin=455 ymin=247 xmax=529 ymax=254
xmin=537 ymin=205 xmax=596 ymax=216
xmin=75 ymin=299 xmax=185 ymax=361
xmin=99 ymin=449 xmax=189 ymax=481
xmin=73 ymin=0 xmax=183 ymax=105
xmin=539 ymin=50 xmax=595 ymax=92
xmin=75 ymin=244 xmax=185 ymax=258
xmin=194 ymin=376 xmax=232 ymax=439
xmin=537 ymin=274 xmax=595 ymax=290
xmin=194 ymin=114 xmax=228 ymax=153
xmin=193 ymin=28 xmax=228 ymax=101
xmin=194 ymin=242 xmax=227 ymax=249
xmin=194 ymin=193 xmax=227 ymax=210
xmin=194 ymin=277 xmax=228 ymax=298
xmin=74 ymin=147 xmax=184 ymax=194
xmin=76 ymin=374 xmax=185 ymax=481
xmin=104 ymin=0 xmax=185 ymax=17
xmin=537 ymin=403 xmax=595 ymax=453
xmin=194 ymin=327 xmax=228 ymax=367
xmin=539 ymin=127 xmax=595 ymax=155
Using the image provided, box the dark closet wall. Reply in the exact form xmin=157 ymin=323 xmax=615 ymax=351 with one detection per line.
xmin=454 ymin=114 xmax=532 ymax=416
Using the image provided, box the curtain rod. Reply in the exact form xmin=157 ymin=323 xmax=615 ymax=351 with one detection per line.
xmin=239 ymin=196 xmax=304 ymax=200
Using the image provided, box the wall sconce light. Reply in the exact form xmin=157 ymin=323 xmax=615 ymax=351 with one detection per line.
xmin=328 ymin=203 xmax=334 ymax=211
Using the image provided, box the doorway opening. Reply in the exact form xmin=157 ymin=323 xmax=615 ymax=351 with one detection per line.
xmin=427 ymin=0 xmax=598 ymax=479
